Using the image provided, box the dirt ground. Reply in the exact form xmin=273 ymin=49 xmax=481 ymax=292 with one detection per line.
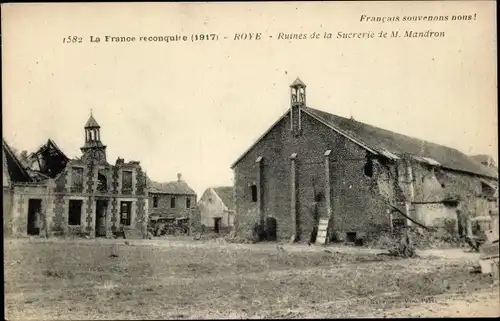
xmin=4 ymin=238 xmax=499 ymax=319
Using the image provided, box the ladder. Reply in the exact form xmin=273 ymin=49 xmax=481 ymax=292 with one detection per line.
xmin=316 ymin=218 xmax=329 ymax=245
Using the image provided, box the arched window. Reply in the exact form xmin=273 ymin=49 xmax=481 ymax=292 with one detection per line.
xmin=364 ymin=159 xmax=373 ymax=177
xmin=250 ymin=184 xmax=258 ymax=202
xmin=97 ymin=173 xmax=107 ymax=192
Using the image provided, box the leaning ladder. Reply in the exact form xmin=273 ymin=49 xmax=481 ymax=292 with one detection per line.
xmin=316 ymin=218 xmax=329 ymax=245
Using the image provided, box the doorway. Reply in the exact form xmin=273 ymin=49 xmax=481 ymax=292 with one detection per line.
xmin=27 ymin=199 xmax=42 ymax=235
xmin=213 ymin=217 xmax=222 ymax=234
xmin=95 ymin=200 xmax=108 ymax=237
xmin=265 ymin=217 xmax=277 ymax=241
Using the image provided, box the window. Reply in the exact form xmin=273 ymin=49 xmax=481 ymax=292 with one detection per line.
xmin=392 ymin=218 xmax=406 ymax=232
xmin=251 ymin=185 xmax=258 ymax=202
xmin=314 ymin=192 xmax=325 ymax=202
xmin=97 ymin=172 xmax=107 ymax=192
xmin=363 ymin=159 xmax=373 ymax=177
xmin=186 ymin=197 xmax=191 ymax=209
xmin=481 ymin=182 xmax=495 ymax=197
xmin=68 ymin=200 xmax=83 ymax=225
xmin=153 ymin=196 xmax=158 ymax=208
xmin=121 ymin=170 xmax=133 ymax=194
xmin=71 ymin=167 xmax=84 ymax=193
xmin=170 ymin=196 xmax=176 ymax=209
xmin=120 ymin=201 xmax=132 ymax=226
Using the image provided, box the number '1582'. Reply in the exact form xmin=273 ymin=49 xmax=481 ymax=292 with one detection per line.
xmin=63 ymin=36 xmax=83 ymax=43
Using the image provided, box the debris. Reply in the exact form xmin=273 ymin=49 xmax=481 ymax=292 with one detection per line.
xmin=109 ymin=254 xmax=119 ymax=258
xmin=324 ymin=249 xmax=332 ymax=254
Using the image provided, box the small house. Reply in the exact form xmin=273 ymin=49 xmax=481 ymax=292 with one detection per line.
xmin=147 ymin=174 xmax=198 ymax=220
xmin=198 ymin=186 xmax=235 ymax=233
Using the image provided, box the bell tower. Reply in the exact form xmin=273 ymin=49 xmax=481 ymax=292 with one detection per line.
xmin=290 ymin=77 xmax=306 ymax=136
xmin=80 ymin=110 xmax=107 ymax=164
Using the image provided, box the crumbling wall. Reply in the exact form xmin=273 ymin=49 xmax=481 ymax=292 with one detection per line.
xmin=11 ymin=184 xmax=49 ymax=236
xmin=409 ymin=163 xmax=494 ymax=235
xmin=413 ymin=203 xmax=458 ymax=232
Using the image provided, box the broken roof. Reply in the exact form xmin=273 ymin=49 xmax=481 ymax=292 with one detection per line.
xmin=304 ymin=107 xmax=498 ymax=178
xmin=26 ymin=139 xmax=69 ymax=178
xmin=212 ymin=186 xmax=235 ymax=211
xmin=2 ymin=139 xmax=31 ymax=183
xmin=470 ymin=154 xmax=497 ymax=169
xmin=147 ymin=177 xmax=197 ymax=195
xmin=231 ymin=106 xmax=498 ymax=179
xmin=29 ymin=139 xmax=68 ymax=159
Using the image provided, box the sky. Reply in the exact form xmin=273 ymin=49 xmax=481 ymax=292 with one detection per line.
xmin=2 ymin=2 xmax=497 ymax=197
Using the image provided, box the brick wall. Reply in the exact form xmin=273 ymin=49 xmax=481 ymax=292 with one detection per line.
xmin=234 ymin=110 xmax=395 ymax=242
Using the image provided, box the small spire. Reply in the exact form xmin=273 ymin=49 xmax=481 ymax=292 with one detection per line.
xmin=290 ymin=77 xmax=306 ymax=88
xmin=85 ymin=112 xmax=100 ymax=128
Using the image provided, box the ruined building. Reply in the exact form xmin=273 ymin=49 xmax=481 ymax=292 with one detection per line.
xmin=231 ymin=78 xmax=498 ymax=243
xmin=3 ymin=114 xmax=148 ymax=238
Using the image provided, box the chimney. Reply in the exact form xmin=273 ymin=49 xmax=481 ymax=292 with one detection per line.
xmin=177 ymin=173 xmax=182 ymax=181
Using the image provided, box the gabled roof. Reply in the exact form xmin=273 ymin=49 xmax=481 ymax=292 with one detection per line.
xmin=212 ymin=186 xmax=235 ymax=211
xmin=2 ymin=139 xmax=31 ymax=183
xmin=147 ymin=177 xmax=197 ymax=195
xmin=85 ymin=115 xmax=100 ymax=128
xmin=231 ymin=106 xmax=498 ymax=179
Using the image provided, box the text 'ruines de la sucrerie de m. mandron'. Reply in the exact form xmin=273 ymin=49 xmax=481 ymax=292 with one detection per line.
xmin=61 ymin=30 xmax=446 ymax=44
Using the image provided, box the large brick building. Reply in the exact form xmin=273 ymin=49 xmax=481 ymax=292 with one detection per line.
xmin=3 ymin=114 xmax=149 ymax=238
xmin=231 ymin=78 xmax=498 ymax=243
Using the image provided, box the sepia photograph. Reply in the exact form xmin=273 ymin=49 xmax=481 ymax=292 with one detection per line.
xmin=2 ymin=1 xmax=498 ymax=319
